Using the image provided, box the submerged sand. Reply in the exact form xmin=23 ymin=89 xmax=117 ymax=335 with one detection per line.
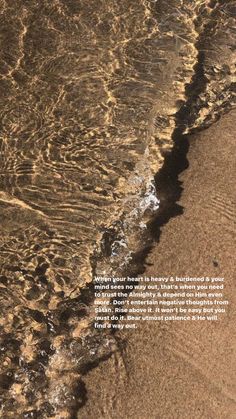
xmin=79 ymin=110 xmax=236 ymax=419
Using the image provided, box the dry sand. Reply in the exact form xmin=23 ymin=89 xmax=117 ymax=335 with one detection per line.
xmin=78 ymin=110 xmax=236 ymax=419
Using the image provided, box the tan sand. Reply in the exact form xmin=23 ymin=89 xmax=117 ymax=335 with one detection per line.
xmin=78 ymin=110 xmax=236 ymax=419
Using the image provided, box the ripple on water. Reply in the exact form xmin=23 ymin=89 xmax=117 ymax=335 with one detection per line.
xmin=0 ymin=0 xmax=235 ymax=416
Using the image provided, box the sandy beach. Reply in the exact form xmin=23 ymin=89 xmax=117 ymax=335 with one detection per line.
xmin=79 ymin=110 xmax=236 ymax=419
xmin=0 ymin=2 xmax=235 ymax=416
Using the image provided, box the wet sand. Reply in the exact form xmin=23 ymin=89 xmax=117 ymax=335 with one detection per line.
xmin=79 ymin=110 xmax=236 ymax=419
xmin=0 ymin=2 xmax=235 ymax=416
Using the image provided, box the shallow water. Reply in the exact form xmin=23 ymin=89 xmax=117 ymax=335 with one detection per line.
xmin=0 ymin=0 xmax=235 ymax=417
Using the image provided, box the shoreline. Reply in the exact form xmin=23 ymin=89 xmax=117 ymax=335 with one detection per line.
xmin=78 ymin=110 xmax=236 ymax=418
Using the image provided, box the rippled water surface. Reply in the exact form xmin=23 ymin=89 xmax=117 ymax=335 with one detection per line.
xmin=0 ymin=0 xmax=235 ymax=417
